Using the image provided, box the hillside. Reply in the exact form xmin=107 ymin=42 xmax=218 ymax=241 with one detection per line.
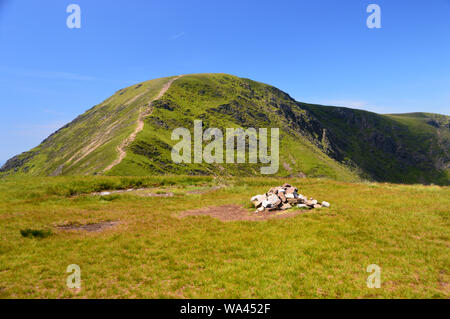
xmin=301 ymin=106 xmax=449 ymax=184
xmin=1 ymin=73 xmax=449 ymax=185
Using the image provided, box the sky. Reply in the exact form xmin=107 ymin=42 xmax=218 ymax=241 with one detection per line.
xmin=0 ymin=0 xmax=449 ymax=164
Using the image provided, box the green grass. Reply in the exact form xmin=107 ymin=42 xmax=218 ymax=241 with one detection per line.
xmin=0 ymin=176 xmax=448 ymax=298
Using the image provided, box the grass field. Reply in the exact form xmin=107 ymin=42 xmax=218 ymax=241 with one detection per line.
xmin=0 ymin=176 xmax=448 ymax=298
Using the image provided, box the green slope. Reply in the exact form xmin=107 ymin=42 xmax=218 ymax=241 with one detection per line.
xmin=301 ymin=105 xmax=449 ymax=184
xmin=108 ymin=74 xmax=359 ymax=181
xmin=1 ymin=73 xmax=449 ymax=185
xmin=0 ymin=76 xmax=178 ymax=176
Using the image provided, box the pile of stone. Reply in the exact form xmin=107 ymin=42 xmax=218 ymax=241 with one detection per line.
xmin=251 ymin=183 xmax=330 ymax=212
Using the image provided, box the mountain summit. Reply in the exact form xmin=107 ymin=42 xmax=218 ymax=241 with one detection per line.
xmin=1 ymin=74 xmax=449 ymax=185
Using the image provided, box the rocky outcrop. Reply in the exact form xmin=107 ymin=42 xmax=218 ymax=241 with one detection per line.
xmin=0 ymin=150 xmax=38 ymax=173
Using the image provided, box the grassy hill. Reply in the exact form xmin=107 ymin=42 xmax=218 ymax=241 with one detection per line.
xmin=0 ymin=76 xmax=179 ymax=176
xmin=1 ymin=73 xmax=448 ymax=185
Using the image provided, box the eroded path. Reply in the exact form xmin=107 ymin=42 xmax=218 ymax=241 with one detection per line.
xmin=103 ymin=75 xmax=183 ymax=172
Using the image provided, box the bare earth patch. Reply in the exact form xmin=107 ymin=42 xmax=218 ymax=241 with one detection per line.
xmin=178 ymin=204 xmax=306 ymax=222
xmin=56 ymin=221 xmax=119 ymax=232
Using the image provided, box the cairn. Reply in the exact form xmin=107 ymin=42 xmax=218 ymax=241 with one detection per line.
xmin=251 ymin=183 xmax=330 ymax=212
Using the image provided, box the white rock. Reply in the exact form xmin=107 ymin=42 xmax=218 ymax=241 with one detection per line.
xmin=321 ymin=201 xmax=330 ymax=208
xmin=262 ymin=200 xmax=272 ymax=208
xmin=251 ymin=195 xmax=265 ymax=202
xmin=280 ymin=203 xmax=292 ymax=210
xmin=251 ymin=195 xmax=266 ymax=208
xmin=267 ymin=194 xmax=281 ymax=206
xmin=100 ymin=191 xmax=111 ymax=196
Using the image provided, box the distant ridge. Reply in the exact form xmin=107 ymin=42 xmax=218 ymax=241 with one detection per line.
xmin=1 ymin=73 xmax=449 ymax=185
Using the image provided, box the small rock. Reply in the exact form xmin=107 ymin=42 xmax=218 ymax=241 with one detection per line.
xmin=278 ymin=192 xmax=287 ymax=203
xmin=280 ymin=203 xmax=292 ymax=210
xmin=100 ymin=191 xmax=111 ymax=196
xmin=267 ymin=194 xmax=281 ymax=207
xmin=287 ymin=197 xmax=300 ymax=204
xmin=285 ymin=186 xmax=298 ymax=195
xmin=321 ymin=201 xmax=331 ymax=208
xmin=262 ymin=200 xmax=272 ymax=208
xmin=297 ymin=204 xmax=310 ymax=209
xmin=313 ymin=204 xmax=322 ymax=209
xmin=251 ymin=195 xmax=266 ymax=207
xmin=305 ymin=200 xmax=315 ymax=206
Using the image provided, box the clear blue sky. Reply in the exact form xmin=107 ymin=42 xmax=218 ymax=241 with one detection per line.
xmin=0 ymin=0 xmax=449 ymax=164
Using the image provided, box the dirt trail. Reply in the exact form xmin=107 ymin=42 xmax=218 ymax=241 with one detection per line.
xmin=103 ymin=75 xmax=183 ymax=172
